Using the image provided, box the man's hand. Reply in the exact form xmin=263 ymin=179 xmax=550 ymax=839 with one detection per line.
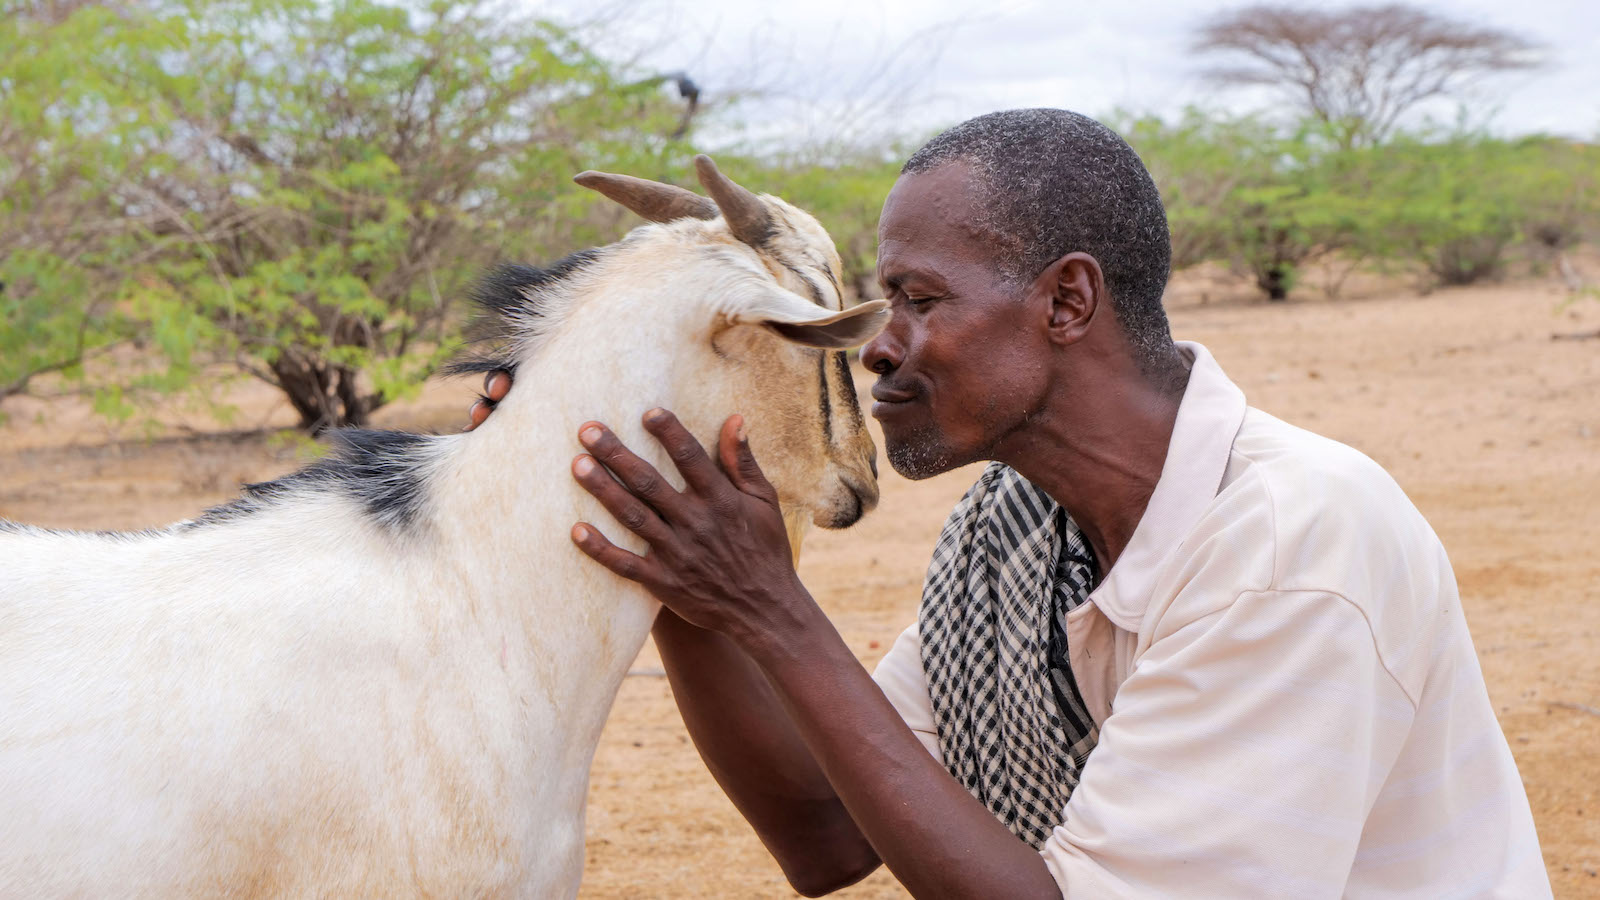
xmin=569 ymin=410 xmax=807 ymax=646
xmin=570 ymin=418 xmax=1064 ymax=899
xmin=463 ymin=370 xmax=512 ymax=431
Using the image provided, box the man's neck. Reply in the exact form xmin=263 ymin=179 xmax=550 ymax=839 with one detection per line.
xmin=993 ymin=358 xmax=1190 ymax=573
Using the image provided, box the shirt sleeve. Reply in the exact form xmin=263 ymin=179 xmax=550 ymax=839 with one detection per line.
xmin=871 ymin=624 xmax=943 ymax=761
xmin=1040 ymin=590 xmax=1416 ymax=899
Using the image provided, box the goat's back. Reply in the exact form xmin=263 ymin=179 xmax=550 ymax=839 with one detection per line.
xmin=0 ymin=509 xmax=579 ymax=897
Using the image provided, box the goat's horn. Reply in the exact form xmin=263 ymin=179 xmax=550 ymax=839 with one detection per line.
xmin=573 ymin=170 xmax=717 ymax=223
xmin=694 ymin=154 xmax=774 ymax=247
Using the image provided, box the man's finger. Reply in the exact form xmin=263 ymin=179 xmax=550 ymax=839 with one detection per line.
xmin=642 ymin=408 xmax=737 ymax=504
xmin=465 ymin=399 xmax=491 ymax=432
xmin=719 ymin=415 xmax=779 ymax=503
xmin=571 ymin=522 xmax=657 ymax=586
xmin=573 ymin=454 xmax=673 ymax=545
xmin=577 ymin=422 xmax=683 ymax=512
xmin=484 ymin=369 xmax=511 ymax=403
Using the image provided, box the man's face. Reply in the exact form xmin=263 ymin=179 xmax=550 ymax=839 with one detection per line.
xmin=862 ymin=162 xmax=1051 ymax=480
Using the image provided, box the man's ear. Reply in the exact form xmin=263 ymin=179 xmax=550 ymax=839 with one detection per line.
xmin=726 ymin=284 xmax=890 ymax=350
xmin=1035 ymin=251 xmax=1104 ymax=346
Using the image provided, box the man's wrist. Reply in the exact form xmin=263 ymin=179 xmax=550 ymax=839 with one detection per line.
xmin=733 ymin=583 xmax=852 ymax=679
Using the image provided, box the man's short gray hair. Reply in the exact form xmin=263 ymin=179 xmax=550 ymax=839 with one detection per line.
xmin=903 ymin=108 xmax=1176 ymax=373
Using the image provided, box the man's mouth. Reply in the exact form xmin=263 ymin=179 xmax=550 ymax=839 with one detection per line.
xmin=870 ymin=382 xmax=919 ymax=419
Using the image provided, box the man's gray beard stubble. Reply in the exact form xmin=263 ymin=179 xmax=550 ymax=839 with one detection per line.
xmin=884 ymin=423 xmax=960 ymax=481
xmin=885 ymin=397 xmax=1045 ymax=481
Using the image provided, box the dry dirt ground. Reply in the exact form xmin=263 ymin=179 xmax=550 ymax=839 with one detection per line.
xmin=2 ymin=276 xmax=1598 ymax=897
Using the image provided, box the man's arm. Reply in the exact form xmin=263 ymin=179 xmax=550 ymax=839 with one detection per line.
xmin=571 ymin=411 xmax=1062 ymax=899
xmin=650 ymin=608 xmax=883 ymax=896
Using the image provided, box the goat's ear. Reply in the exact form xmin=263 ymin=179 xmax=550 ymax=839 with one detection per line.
xmin=730 ymin=288 xmax=890 ymax=350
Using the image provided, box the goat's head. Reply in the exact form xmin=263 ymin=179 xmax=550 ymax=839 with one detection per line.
xmin=466 ymin=156 xmax=887 ymax=540
xmin=590 ymin=155 xmax=886 ymax=533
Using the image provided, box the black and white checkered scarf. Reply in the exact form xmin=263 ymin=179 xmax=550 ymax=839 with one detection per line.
xmin=918 ymin=463 xmax=1100 ymax=849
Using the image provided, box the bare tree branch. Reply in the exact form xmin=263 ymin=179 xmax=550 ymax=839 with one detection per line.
xmin=1192 ymin=4 xmax=1542 ymax=147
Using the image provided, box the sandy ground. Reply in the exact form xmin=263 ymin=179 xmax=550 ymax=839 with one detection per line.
xmin=2 ymin=275 xmax=1598 ymax=897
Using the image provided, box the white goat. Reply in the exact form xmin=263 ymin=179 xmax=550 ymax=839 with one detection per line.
xmin=0 ymin=156 xmax=888 ymax=898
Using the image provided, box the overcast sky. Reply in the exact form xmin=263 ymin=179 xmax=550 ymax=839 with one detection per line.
xmin=529 ymin=0 xmax=1600 ymax=146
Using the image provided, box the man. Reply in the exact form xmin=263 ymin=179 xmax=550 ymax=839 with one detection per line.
xmin=471 ymin=109 xmax=1549 ymax=897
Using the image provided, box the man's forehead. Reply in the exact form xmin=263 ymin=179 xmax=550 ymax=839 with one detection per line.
xmin=875 ymin=237 xmax=941 ymax=286
xmin=881 ymin=164 xmax=981 ymax=229
xmin=878 ymin=163 xmax=1003 ymax=282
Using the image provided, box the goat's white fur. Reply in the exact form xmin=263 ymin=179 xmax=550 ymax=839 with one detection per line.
xmin=0 ymin=189 xmax=887 ymax=897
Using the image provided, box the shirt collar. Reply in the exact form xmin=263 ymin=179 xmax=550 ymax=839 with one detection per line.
xmin=1086 ymin=341 xmax=1247 ymax=632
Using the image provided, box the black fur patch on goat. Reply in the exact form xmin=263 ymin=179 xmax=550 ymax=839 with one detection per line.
xmin=445 ymin=248 xmax=605 ymax=378
xmin=783 ymin=263 xmax=827 ymax=307
xmin=188 ymin=430 xmax=436 ymax=532
xmin=833 ymin=350 xmax=863 ymax=428
xmin=817 ymin=352 xmax=834 ymax=443
xmin=818 ymin=263 xmax=841 ymax=298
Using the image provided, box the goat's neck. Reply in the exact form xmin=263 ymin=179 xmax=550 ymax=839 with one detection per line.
xmin=427 ymin=298 xmax=709 ymax=762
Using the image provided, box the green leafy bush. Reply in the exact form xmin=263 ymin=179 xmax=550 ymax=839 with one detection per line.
xmin=1124 ymin=112 xmax=1370 ymax=300
xmin=3 ymin=0 xmax=696 ymax=431
xmin=0 ymin=3 xmax=179 ymax=409
xmin=1126 ymin=110 xmax=1598 ymax=299
xmin=3 ymin=7 xmax=1596 ymax=428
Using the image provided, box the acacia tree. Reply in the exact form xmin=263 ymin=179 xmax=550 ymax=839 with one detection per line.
xmin=126 ymin=0 xmax=697 ymax=432
xmin=1 ymin=0 xmax=699 ymax=431
xmin=1191 ymin=3 xmax=1540 ymax=148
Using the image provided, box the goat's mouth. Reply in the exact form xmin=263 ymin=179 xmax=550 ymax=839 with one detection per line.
xmin=819 ymin=476 xmax=877 ymax=530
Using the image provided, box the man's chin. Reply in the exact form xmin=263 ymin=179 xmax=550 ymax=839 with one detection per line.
xmin=884 ymin=434 xmax=965 ymax=481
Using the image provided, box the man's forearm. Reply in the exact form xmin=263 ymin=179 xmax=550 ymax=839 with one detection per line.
xmin=736 ymin=599 xmax=1062 ymax=900
xmin=562 ymin=413 xmax=1057 ymax=895
xmin=652 ymin=607 xmax=881 ymax=894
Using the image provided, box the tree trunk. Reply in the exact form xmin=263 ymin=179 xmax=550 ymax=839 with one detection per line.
xmin=334 ymin=364 xmax=378 ymax=427
xmin=270 ymin=348 xmax=379 ymax=434
xmin=1256 ymin=264 xmax=1291 ymax=302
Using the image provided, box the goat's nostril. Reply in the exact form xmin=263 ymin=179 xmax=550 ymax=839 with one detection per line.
xmin=869 ymin=455 xmax=878 ymax=480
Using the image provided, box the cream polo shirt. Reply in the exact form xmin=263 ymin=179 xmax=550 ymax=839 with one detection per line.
xmin=872 ymin=342 xmax=1551 ymax=898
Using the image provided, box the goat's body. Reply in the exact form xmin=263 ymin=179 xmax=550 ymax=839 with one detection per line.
xmin=1 ymin=392 xmax=662 ymax=897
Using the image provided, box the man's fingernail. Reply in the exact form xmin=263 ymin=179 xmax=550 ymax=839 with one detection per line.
xmin=736 ymin=420 xmax=747 ymax=442
xmin=573 ymin=524 xmax=590 ymax=541
xmin=574 ymin=456 xmax=595 ymax=476
xmin=644 ymin=408 xmax=666 ymax=424
xmin=580 ymin=425 xmax=603 ymax=445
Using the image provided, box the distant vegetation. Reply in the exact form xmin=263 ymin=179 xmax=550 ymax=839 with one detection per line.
xmin=2 ymin=0 xmax=1595 ymax=430
xmin=1119 ymin=112 xmax=1599 ymax=301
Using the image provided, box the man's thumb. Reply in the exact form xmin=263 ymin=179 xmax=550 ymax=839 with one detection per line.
xmin=720 ymin=415 xmax=774 ymax=497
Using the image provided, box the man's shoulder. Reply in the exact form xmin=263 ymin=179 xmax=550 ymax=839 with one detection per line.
xmin=1183 ymin=408 xmax=1452 ymax=686
xmin=1222 ymin=407 xmax=1445 ymax=577
xmin=1229 ymin=407 xmax=1399 ymax=498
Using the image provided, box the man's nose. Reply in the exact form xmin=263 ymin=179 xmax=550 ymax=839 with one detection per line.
xmin=861 ymin=324 xmax=903 ymax=375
